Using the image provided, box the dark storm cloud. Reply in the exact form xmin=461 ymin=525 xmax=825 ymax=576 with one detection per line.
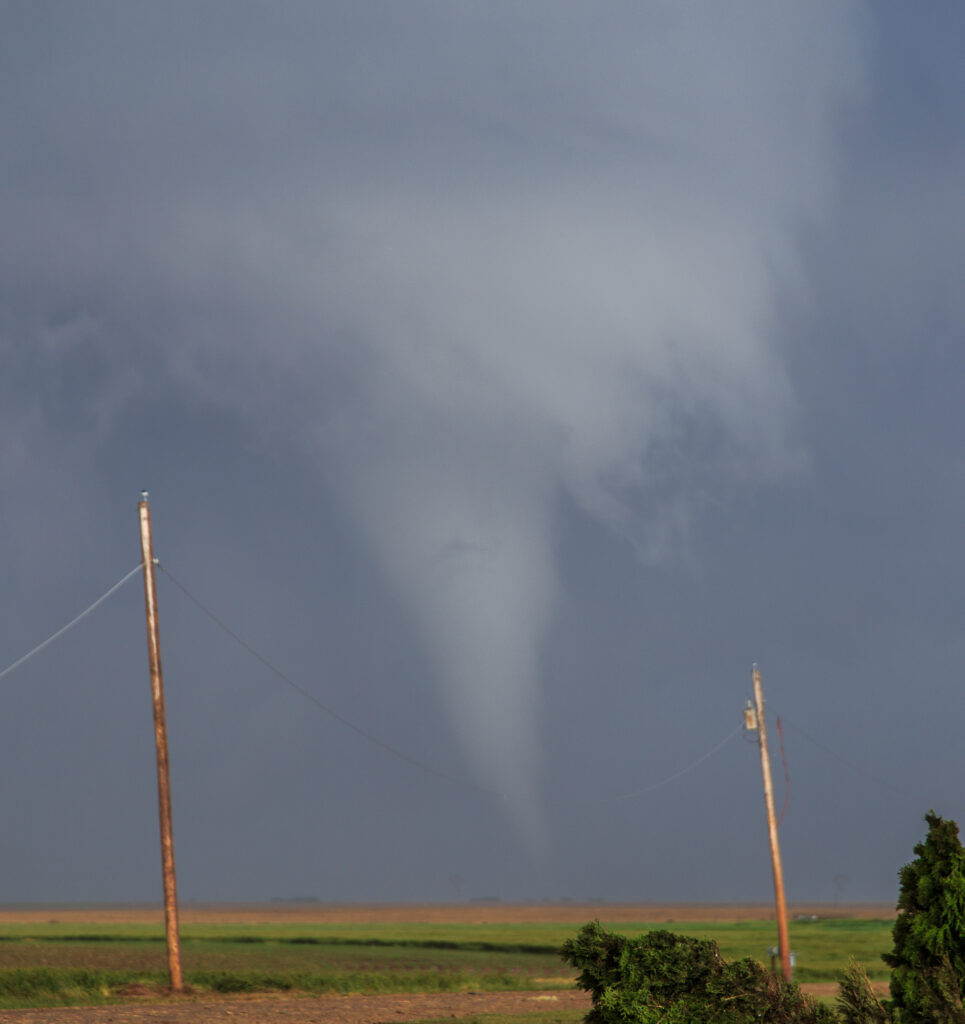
xmin=1 ymin=2 xmax=963 ymax=904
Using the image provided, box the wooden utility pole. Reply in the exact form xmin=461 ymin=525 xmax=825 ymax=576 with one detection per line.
xmin=751 ymin=664 xmax=792 ymax=982
xmin=138 ymin=492 xmax=183 ymax=992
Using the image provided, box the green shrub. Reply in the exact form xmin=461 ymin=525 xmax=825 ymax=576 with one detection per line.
xmin=561 ymin=920 xmax=834 ymax=1024
xmin=837 ymin=958 xmax=889 ymax=1024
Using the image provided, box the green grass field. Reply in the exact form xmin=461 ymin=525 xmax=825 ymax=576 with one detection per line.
xmin=0 ymin=916 xmax=895 ymax=1009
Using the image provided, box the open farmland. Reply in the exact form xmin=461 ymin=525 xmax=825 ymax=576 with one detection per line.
xmin=0 ymin=903 xmax=896 ymax=1016
xmin=0 ymin=901 xmax=896 ymax=926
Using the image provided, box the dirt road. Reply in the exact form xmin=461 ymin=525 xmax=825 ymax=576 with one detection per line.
xmin=0 ymin=989 xmax=591 ymax=1024
xmin=0 ymin=983 xmax=892 ymax=1024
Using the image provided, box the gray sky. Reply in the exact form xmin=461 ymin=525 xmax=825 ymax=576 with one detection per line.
xmin=2 ymin=1 xmax=964 ymax=906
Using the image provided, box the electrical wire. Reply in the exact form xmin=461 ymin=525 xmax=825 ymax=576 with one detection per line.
xmin=158 ymin=562 xmax=744 ymax=809
xmin=156 ymin=563 xmax=507 ymax=799
xmin=0 ymin=556 xmax=940 ymax=814
xmin=0 ymin=564 xmax=143 ymax=684
xmin=776 ymin=712 xmax=927 ymax=802
xmin=775 ymin=714 xmax=790 ymax=827
xmin=547 ymin=723 xmax=743 ymax=806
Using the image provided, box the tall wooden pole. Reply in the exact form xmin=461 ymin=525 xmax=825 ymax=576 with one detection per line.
xmin=752 ymin=663 xmax=792 ymax=982
xmin=138 ymin=492 xmax=183 ymax=993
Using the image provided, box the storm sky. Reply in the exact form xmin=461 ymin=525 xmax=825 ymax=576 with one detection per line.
xmin=2 ymin=2 xmax=964 ymax=905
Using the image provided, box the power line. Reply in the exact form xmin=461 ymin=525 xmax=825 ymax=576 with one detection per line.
xmin=548 ymin=723 xmax=742 ymax=806
xmin=158 ymin=562 xmax=743 ymax=809
xmin=156 ymin=563 xmax=506 ymax=800
xmin=0 ymin=564 xmax=143 ymax=683
xmin=0 ymin=554 xmax=940 ymax=815
xmin=776 ymin=713 xmax=928 ymax=803
xmin=776 ymin=714 xmax=790 ymax=827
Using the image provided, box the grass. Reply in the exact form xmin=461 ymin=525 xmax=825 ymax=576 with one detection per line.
xmin=645 ymin=917 xmax=893 ymax=983
xmin=0 ymin=917 xmax=896 ymax=1009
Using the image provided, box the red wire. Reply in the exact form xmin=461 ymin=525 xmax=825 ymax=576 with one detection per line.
xmin=776 ymin=714 xmax=790 ymax=827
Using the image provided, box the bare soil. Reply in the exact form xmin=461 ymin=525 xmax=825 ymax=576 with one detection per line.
xmin=0 ymin=989 xmax=590 ymax=1024
xmin=0 ymin=984 xmax=891 ymax=1024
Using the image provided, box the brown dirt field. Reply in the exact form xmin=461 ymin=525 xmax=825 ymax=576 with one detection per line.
xmin=0 ymin=985 xmax=890 ymax=1024
xmin=0 ymin=902 xmax=896 ymax=926
xmin=0 ymin=989 xmax=594 ymax=1024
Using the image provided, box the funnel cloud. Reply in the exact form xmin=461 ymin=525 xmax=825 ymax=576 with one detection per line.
xmin=4 ymin=2 xmax=863 ymax=838
xmin=3 ymin=2 xmax=964 ymax=904
xmin=285 ymin=4 xmax=867 ymax=832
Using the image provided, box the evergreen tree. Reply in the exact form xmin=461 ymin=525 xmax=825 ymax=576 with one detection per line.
xmin=883 ymin=811 xmax=965 ymax=1023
